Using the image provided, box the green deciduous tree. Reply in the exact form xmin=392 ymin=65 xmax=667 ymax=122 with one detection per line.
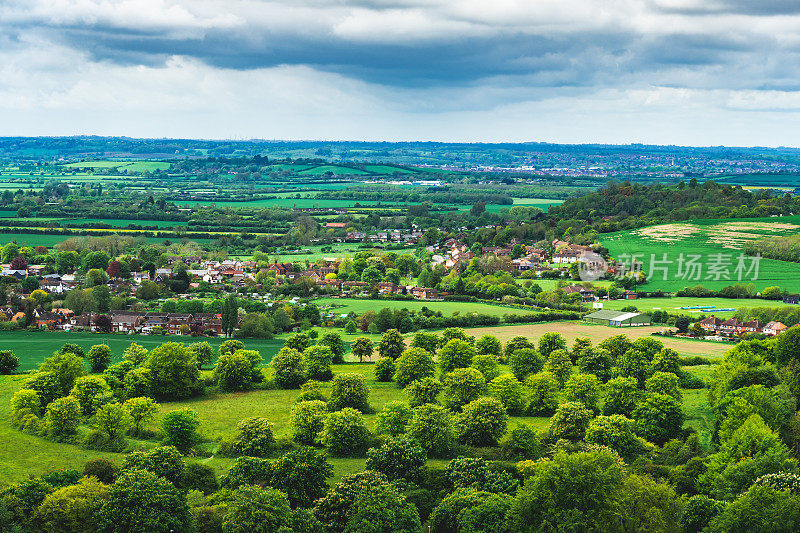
xmin=457 ymin=397 xmax=508 ymax=446
xmin=525 ymin=371 xmax=560 ymax=415
xmin=329 ymin=373 xmax=370 ymax=412
xmin=405 ymin=377 xmax=442 ymax=407
xmin=375 ymin=401 xmax=413 ymax=436
xmin=538 ymin=332 xmax=567 ymax=359
xmin=407 ymin=403 xmax=455 ymax=458
xmin=161 ymin=408 xmax=200 ymax=452
xmin=232 ymin=417 xmax=275 ymax=457
xmin=320 ymin=408 xmax=370 ymax=456
xmin=350 ymin=337 xmax=374 ymax=363
xmin=271 ymin=347 xmax=306 ymax=389
xmin=144 ymin=342 xmax=201 ymax=400
xmin=394 ymin=347 xmax=436 ymax=388
xmin=124 ymin=396 xmax=158 ymax=437
xmin=632 ymin=393 xmax=684 ymax=446
xmin=366 ymin=434 xmax=426 ymax=483
xmin=439 ymin=339 xmax=476 ymax=373
xmin=290 ymin=400 xmax=328 ymax=445
xmin=378 ymin=329 xmax=405 ymax=360
xmin=442 ymin=368 xmax=486 ymax=410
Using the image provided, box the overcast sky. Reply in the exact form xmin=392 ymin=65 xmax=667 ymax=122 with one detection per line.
xmin=2 ymin=0 xmax=800 ymax=146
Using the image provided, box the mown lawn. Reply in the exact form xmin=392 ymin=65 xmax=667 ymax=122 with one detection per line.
xmin=312 ymin=297 xmax=533 ymax=317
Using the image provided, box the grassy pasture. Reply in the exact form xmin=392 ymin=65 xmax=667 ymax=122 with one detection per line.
xmin=462 ymin=322 xmax=730 ymax=358
xmin=602 ymin=216 xmax=800 ymax=292
xmin=298 ymin=165 xmax=372 ymax=176
xmin=312 ymin=297 xmax=533 ymax=317
xmin=0 ymin=330 xmax=283 ymax=371
xmin=66 ymin=218 xmax=188 ymax=228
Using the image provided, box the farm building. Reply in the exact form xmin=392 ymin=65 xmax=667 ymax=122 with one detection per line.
xmin=583 ymin=309 xmax=651 ymax=327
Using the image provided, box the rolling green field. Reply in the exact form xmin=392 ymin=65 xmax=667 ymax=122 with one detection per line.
xmin=602 ymin=216 xmax=800 ymax=292
xmin=298 ymin=165 xmax=372 ymax=176
xmin=313 ymin=297 xmax=538 ymax=317
xmin=66 ymin=218 xmax=188 ymax=228
xmin=0 ymin=232 xmax=214 ymax=247
xmin=61 ymin=161 xmax=170 ymax=172
xmin=0 ymin=331 xmax=283 ymax=371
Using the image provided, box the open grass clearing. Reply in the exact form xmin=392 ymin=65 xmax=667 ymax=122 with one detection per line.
xmin=600 ymin=296 xmax=795 ymax=316
xmin=312 ymin=297 xmax=533 ymax=317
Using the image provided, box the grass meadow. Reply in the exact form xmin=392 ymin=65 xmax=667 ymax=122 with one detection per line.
xmin=602 ymin=215 xmax=800 ymax=292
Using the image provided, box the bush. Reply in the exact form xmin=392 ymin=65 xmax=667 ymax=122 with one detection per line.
xmin=320 ymin=408 xmax=371 ymax=456
xmin=603 ymin=376 xmax=641 ymax=417
xmin=23 ymin=371 xmax=63 ymax=408
xmin=271 ymin=347 xmax=306 ymax=389
xmin=366 ymin=435 xmax=427 ymax=482
xmin=504 ymin=336 xmax=535 ymax=360
xmin=509 ymin=347 xmax=544 ymax=381
xmin=290 ymin=400 xmax=328 ymax=445
xmin=457 ymin=397 xmax=508 ymax=446
xmin=87 ymin=344 xmax=113 ymax=373
xmin=214 ymin=352 xmax=254 ymax=392
xmin=121 ymin=446 xmax=186 ymax=485
xmin=94 ymin=402 xmax=132 ymax=443
xmin=374 ymin=357 xmax=396 ymax=382
xmin=525 ymin=371 xmax=560 ymax=415
xmin=271 ymin=447 xmax=333 ymax=508
xmin=285 ymin=333 xmax=311 ymax=352
xmin=161 ymin=408 xmax=200 ymax=451
xmin=60 ymin=343 xmax=85 ymax=358
xmin=39 ymin=350 xmax=86 ymax=396
xmin=645 ymin=371 xmax=682 ymax=401
xmin=681 ymin=495 xmax=726 ymax=533
xmin=318 ymin=331 xmax=346 ymax=364
xmin=11 ymin=388 xmax=41 ymax=415
xmin=123 ymin=367 xmax=153 ymax=400
xmin=544 ymin=349 xmax=573 ymax=387
xmin=84 ymin=459 xmax=119 ymax=484
xmin=585 ymin=414 xmax=643 ymax=461
xmin=0 ymin=349 xmax=19 ymax=374
xmin=471 ymin=354 xmax=500 ymax=382
xmin=411 ymin=331 xmax=440 ymax=354
xmin=439 ymin=339 xmax=476 ymax=373
xmin=296 ymin=380 xmax=327 ymax=403
xmin=375 ymin=401 xmax=413 ymax=436
xmin=144 ymin=342 xmax=201 ymax=400
xmin=303 ymin=345 xmax=334 ymax=381
xmin=633 ymin=393 xmax=684 ymax=445
xmin=404 ymin=488 xmax=437 ymax=521
xmin=442 ymin=368 xmax=487 ymax=411
xmin=394 ymin=347 xmax=436 ymax=388
xmin=475 ymin=335 xmax=502 ymax=359
xmin=33 ymin=476 xmax=110 ymax=533
xmin=70 ymin=375 xmax=112 ymax=416
xmin=232 ymin=417 xmax=275 ymax=457
xmin=44 ymin=396 xmax=82 ymax=440
xmin=405 ymin=377 xmax=442 ymax=407
xmin=378 ymin=329 xmax=405 ymax=360
xmin=563 ymin=373 xmax=602 ymax=413
xmin=546 ymin=401 xmax=592 ymax=442
xmin=407 ymin=403 xmax=455 ymax=458
xmin=488 ymin=374 xmax=527 ymax=414
xmin=500 ymin=424 xmax=540 ymax=460
xmin=219 ymin=456 xmax=274 ymax=488
xmin=350 ymin=336 xmax=374 ymax=363
xmin=123 ymin=396 xmax=158 ymax=437
xmin=329 ymin=373 xmax=370 ymax=412
xmin=538 ymin=332 xmax=567 ymax=359
xmin=429 ymin=489 xmax=492 ymax=533
xmin=577 ymin=348 xmax=614 ymax=383
xmin=183 ymin=461 xmax=219 ymax=494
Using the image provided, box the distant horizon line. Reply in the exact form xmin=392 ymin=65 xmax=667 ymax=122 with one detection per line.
xmin=1 ymin=135 xmax=799 ymax=151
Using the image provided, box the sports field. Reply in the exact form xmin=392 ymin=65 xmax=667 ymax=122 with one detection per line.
xmin=600 ymin=296 xmax=796 ymax=317
xmin=0 ymin=331 xmax=283 ymax=371
xmin=602 ymin=216 xmax=800 ymax=292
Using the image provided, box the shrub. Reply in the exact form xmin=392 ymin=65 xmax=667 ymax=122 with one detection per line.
xmin=475 ymin=335 xmax=502 ymax=359
xmin=457 ymin=397 xmax=508 ymax=446
xmin=232 ymin=417 xmax=275 ymax=457
xmin=366 ymin=434 xmax=427 ymax=482
xmin=471 ymin=354 xmax=500 ymax=382
xmin=161 ymin=408 xmax=200 ymax=451
xmin=320 ymin=408 xmax=371 ymax=456
xmin=328 ymin=373 xmax=370 ymax=412
xmin=585 ymin=414 xmax=643 ymax=461
xmin=546 ymin=401 xmax=592 ymax=442
xmin=429 ymin=489 xmax=492 ymax=533
xmin=407 ymin=403 xmax=455 ymax=458
xmin=439 ymin=339 xmax=476 ymax=373
xmin=188 ymin=342 xmax=213 ymax=368
xmin=87 ymin=344 xmax=113 ymax=373
xmin=11 ymin=388 xmax=41 ymax=415
xmin=312 ymin=471 xmax=391 ymax=533
xmin=123 ymin=396 xmax=158 ymax=437
xmin=33 ymin=476 xmax=110 ymax=533
xmin=378 ymin=329 xmax=405 ymax=360
xmin=82 ymin=459 xmax=118 ymax=484
xmin=525 ymin=371 xmax=560 ymax=415
xmin=44 ymin=396 xmax=82 ymax=440
xmin=290 ymin=400 xmax=328 ymax=445
xmin=60 ymin=343 xmax=85 ymax=358
xmin=652 ymin=347 xmax=682 ymax=375
xmin=271 ymin=447 xmax=333 ymax=507
xmin=144 ymin=342 xmax=201 ymax=400
xmin=754 ymin=472 xmax=800 ymax=494
xmin=500 ymin=424 xmax=541 ymax=460
xmin=411 ymin=331 xmax=440 ymax=354
xmin=121 ymin=446 xmax=186 ymax=485
xmin=23 ymin=371 xmax=63 ymax=408
xmin=374 ymin=357 xmax=396 ymax=382
xmin=123 ymin=367 xmax=152 ymax=400
xmin=544 ymin=349 xmax=573 ymax=387
xmin=441 ymin=327 xmax=474 ymax=345
xmin=645 ymin=371 xmax=682 ymax=401
xmin=488 ymin=374 xmax=527 ymax=414
xmin=504 ymin=336 xmax=535 ymax=360
xmin=271 ymin=347 xmax=306 ymax=389
xmin=122 ymin=343 xmax=149 ymax=366
xmin=509 ymin=347 xmax=544 ymax=381
xmin=220 ymin=339 xmax=246 ymax=356
xmin=0 ymin=349 xmax=19 ymax=374
xmin=70 ymin=375 xmax=112 ymax=416
xmin=183 ymin=461 xmax=219 ymax=494
xmin=214 ymin=352 xmax=253 ymax=392
xmin=442 ymin=368 xmax=487 ymax=411
xmin=95 ymin=402 xmax=132 ymax=442
xmin=405 ymin=377 xmax=442 ymax=407
xmin=538 ymin=332 xmax=567 ymax=359
xmin=446 ymin=456 xmax=518 ymax=494
xmin=563 ymin=373 xmax=602 ymax=413
xmin=219 ymin=456 xmax=274 ymax=488
xmin=303 ymin=345 xmax=334 ymax=381
xmin=318 ymin=331 xmax=346 ymax=364
xmin=394 ymin=347 xmax=436 ymax=387
xmin=39 ymin=350 xmax=86 ymax=396
xmin=98 ymin=469 xmax=193 ymax=533
xmin=375 ymin=401 xmax=413 ymax=436
xmin=633 ymin=393 xmax=684 ymax=446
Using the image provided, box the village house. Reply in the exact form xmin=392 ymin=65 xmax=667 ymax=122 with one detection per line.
xmin=763 ymin=321 xmax=788 ymax=336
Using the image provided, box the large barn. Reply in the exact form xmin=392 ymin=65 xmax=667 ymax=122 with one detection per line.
xmin=583 ymin=309 xmax=651 ymax=327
